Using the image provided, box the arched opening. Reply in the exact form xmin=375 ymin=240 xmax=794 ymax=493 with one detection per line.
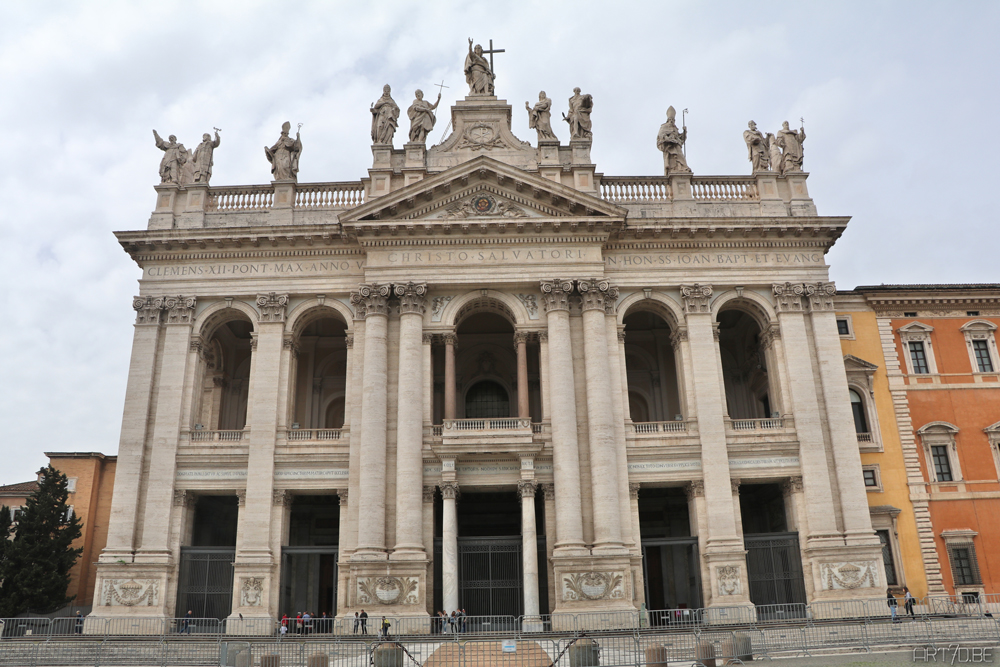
xmin=195 ymin=316 xmax=254 ymax=431
xmin=849 ymin=389 xmax=869 ymax=434
xmin=716 ymin=309 xmax=772 ymax=419
xmin=623 ymin=310 xmax=682 ymax=422
xmin=293 ymin=315 xmax=348 ymax=430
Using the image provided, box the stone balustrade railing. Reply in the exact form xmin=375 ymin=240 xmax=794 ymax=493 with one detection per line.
xmin=443 ymin=418 xmax=532 ymax=432
xmin=286 ymin=428 xmax=342 ymax=441
xmin=206 ymin=185 xmax=274 ymax=212
xmin=600 ymin=177 xmax=671 ymax=203
xmin=727 ymin=417 xmax=785 ymax=431
xmin=690 ymin=176 xmax=759 ymax=201
xmin=189 ymin=429 xmax=246 ymax=442
xmin=294 ymin=182 xmax=366 ymax=209
xmin=856 ymin=432 xmax=874 ymax=443
xmin=627 ymin=421 xmax=689 ymax=434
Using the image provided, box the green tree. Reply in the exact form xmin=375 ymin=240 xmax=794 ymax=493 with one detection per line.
xmin=0 ymin=466 xmax=82 ymax=616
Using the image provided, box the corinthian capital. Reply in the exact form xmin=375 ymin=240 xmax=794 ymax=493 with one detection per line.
xmin=256 ymin=292 xmax=289 ymax=323
xmin=805 ymin=281 xmax=837 ymax=312
xmin=351 ymin=283 xmax=391 ymax=318
xmin=679 ymin=284 xmax=712 ymax=313
xmin=576 ymin=279 xmax=619 ymax=314
xmin=772 ymin=282 xmax=806 ymax=313
xmin=163 ymin=296 xmax=197 ymax=324
xmin=518 ymin=479 xmax=537 ymax=499
xmin=394 ymin=282 xmax=428 ymax=315
xmin=133 ymin=296 xmax=165 ymax=325
xmin=439 ymin=481 xmax=460 ymax=500
xmin=539 ymin=279 xmax=575 ymax=313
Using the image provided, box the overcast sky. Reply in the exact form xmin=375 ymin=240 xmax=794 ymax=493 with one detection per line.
xmin=1 ymin=1 xmax=998 ymax=485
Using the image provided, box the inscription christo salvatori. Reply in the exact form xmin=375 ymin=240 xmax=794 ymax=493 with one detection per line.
xmin=605 ymin=251 xmax=823 ymax=268
xmin=383 ymin=248 xmax=591 ymax=264
xmin=144 ymin=259 xmax=365 ymax=279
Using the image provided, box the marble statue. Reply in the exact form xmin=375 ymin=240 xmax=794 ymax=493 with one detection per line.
xmin=656 ymin=106 xmax=690 ymax=175
xmin=743 ymin=121 xmax=770 ymax=172
xmin=776 ymin=120 xmax=806 ymax=173
xmin=152 ymin=130 xmax=187 ymax=185
xmin=563 ymin=88 xmax=593 ymax=140
xmin=407 ymin=89 xmax=441 ymax=144
xmin=465 ymin=39 xmax=495 ymax=95
xmin=191 ymin=131 xmax=221 ymax=184
xmin=371 ymin=85 xmax=400 ymax=146
xmin=265 ymin=121 xmax=302 ymax=182
xmin=767 ymin=133 xmax=783 ymax=175
xmin=526 ymin=91 xmax=556 ymax=142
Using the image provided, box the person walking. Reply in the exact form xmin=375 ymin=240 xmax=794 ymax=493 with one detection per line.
xmin=887 ymin=588 xmax=899 ymax=622
xmin=904 ymin=586 xmax=915 ymax=618
xmin=183 ymin=610 xmax=194 ymax=634
xmin=359 ymin=609 xmax=368 ymax=634
xmin=380 ymin=616 xmax=391 ymax=639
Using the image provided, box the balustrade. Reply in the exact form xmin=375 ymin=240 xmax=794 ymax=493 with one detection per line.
xmin=294 ymin=182 xmax=366 ymax=209
xmin=189 ymin=430 xmax=245 ymax=442
xmin=728 ymin=417 xmax=784 ymax=431
xmin=690 ymin=176 xmax=759 ymax=201
xmin=627 ymin=421 xmax=689 ymax=434
xmin=206 ymin=185 xmax=274 ymax=212
xmin=600 ymin=177 xmax=670 ymax=203
xmin=443 ymin=418 xmax=531 ymax=432
xmin=286 ymin=428 xmax=342 ymax=441
xmin=856 ymin=432 xmax=873 ymax=443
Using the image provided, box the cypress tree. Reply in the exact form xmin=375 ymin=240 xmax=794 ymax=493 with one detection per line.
xmin=0 ymin=466 xmax=83 ymax=616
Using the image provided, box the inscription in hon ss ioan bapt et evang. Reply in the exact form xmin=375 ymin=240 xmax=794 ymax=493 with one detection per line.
xmin=605 ymin=251 xmax=824 ymax=268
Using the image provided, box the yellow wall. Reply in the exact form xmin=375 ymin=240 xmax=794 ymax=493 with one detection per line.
xmin=839 ymin=309 xmax=928 ymax=598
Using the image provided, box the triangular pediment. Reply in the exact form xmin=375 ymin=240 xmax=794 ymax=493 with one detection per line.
xmin=843 ymin=354 xmax=879 ymax=372
xmin=341 ymin=156 xmax=625 ymax=235
xmin=898 ymin=321 xmax=934 ymax=333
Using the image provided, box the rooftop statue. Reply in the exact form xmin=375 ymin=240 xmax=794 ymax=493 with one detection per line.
xmin=743 ymin=120 xmax=770 ymax=173
xmin=371 ymin=84 xmax=400 ymax=146
xmin=152 ymin=130 xmax=187 ymax=185
xmin=776 ymin=120 xmax=806 ymax=174
xmin=526 ymin=91 xmax=557 ymax=142
xmin=563 ymin=88 xmax=593 ymax=140
xmin=656 ymin=106 xmax=690 ymax=175
xmin=265 ymin=121 xmax=302 ymax=182
xmin=464 ymin=38 xmax=495 ymax=95
xmin=191 ymin=130 xmax=221 ymax=185
xmin=407 ymin=89 xmax=441 ymax=144
xmin=768 ymin=133 xmax=782 ymax=175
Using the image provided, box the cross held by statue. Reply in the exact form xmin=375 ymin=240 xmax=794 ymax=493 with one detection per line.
xmin=482 ymin=39 xmax=505 ymax=73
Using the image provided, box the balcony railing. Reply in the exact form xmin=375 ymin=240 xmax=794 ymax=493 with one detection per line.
xmin=287 ymin=429 xmax=342 ymax=441
xmin=189 ymin=429 xmax=246 ymax=442
xmin=728 ymin=417 xmax=784 ymax=431
xmin=627 ymin=421 xmax=688 ymax=434
xmin=600 ymin=175 xmax=760 ymax=204
xmin=443 ymin=418 xmax=532 ymax=432
xmin=856 ymin=432 xmax=873 ymax=443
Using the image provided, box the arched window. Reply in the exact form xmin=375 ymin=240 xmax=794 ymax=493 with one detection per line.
xmin=850 ymin=389 xmax=868 ymax=434
xmin=465 ymin=381 xmax=510 ymax=419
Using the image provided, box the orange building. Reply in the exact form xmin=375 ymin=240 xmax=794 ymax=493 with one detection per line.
xmin=0 ymin=452 xmax=116 ymax=611
xmin=854 ymin=285 xmax=1000 ymax=600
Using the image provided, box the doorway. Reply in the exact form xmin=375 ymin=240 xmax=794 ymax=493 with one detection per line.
xmin=638 ymin=487 xmax=701 ymax=621
xmin=739 ymin=484 xmax=807 ymax=612
xmin=280 ymin=495 xmax=340 ymax=620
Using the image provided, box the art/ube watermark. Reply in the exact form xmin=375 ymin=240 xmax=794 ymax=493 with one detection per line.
xmin=913 ymin=645 xmax=995 ymax=663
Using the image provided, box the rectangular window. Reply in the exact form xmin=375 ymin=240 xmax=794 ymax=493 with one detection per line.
xmin=949 ymin=545 xmax=981 ymax=586
xmin=837 ymin=319 xmax=850 ymax=335
xmin=967 ymin=311 xmax=980 ymax=317
xmin=904 ymin=312 xmax=918 ymax=317
xmin=909 ymin=341 xmax=930 ymax=374
xmin=932 ymin=445 xmax=953 ymax=481
xmin=863 ymin=469 xmax=878 ymax=487
xmin=877 ymin=530 xmax=898 ymax=586
xmin=973 ymin=340 xmax=994 ymax=373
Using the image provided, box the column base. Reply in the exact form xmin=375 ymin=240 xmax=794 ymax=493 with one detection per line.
xmin=227 ymin=563 xmax=278 ymax=634
xmin=350 ymin=548 xmax=389 ymax=562
xmin=802 ymin=542 xmax=886 ymax=606
xmin=550 ymin=553 xmax=637 ymax=627
xmin=89 ymin=562 xmax=174 ymax=630
xmin=389 ymin=546 xmax=428 ymax=561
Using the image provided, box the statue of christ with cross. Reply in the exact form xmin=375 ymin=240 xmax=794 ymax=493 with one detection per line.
xmin=464 ymin=38 xmax=503 ymax=96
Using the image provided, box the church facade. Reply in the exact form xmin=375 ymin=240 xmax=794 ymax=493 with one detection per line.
xmin=92 ymin=52 xmax=885 ymax=626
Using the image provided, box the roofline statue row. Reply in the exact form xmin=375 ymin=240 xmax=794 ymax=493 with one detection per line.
xmin=745 ymin=120 xmax=806 ymax=175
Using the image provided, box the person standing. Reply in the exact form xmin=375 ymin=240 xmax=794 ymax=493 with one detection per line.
xmin=359 ymin=609 xmax=368 ymax=634
xmin=353 ymin=611 xmax=360 ymax=634
xmin=904 ymin=587 xmax=915 ymax=618
xmin=74 ymin=611 xmax=84 ymax=635
xmin=380 ymin=616 xmax=391 ymax=638
xmin=887 ymin=588 xmax=898 ymax=622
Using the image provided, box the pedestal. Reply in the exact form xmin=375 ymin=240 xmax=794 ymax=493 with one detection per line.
xmin=550 ymin=554 xmax=638 ymax=629
xmin=149 ymin=183 xmax=179 ymax=230
xmin=667 ymin=173 xmax=696 ymax=216
xmin=341 ymin=562 xmax=431 ymax=631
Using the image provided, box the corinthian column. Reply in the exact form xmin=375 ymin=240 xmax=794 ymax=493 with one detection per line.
xmin=514 ymin=331 xmax=530 ymax=419
xmin=351 ymin=284 xmax=392 ymax=559
xmin=440 ymin=481 xmax=460 ymax=612
xmin=519 ymin=480 xmax=540 ymax=619
xmin=444 ymin=333 xmax=457 ymax=420
xmin=577 ymin=279 xmax=625 ymax=552
xmin=393 ymin=282 xmax=428 ymax=560
xmin=539 ymin=280 xmax=585 ymax=554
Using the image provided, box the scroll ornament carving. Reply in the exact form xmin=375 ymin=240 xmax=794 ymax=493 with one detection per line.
xmin=103 ymin=579 xmax=159 ymax=607
xmin=807 ymin=282 xmax=837 ymax=312
xmin=351 ymin=284 xmax=391 ymax=318
xmin=821 ymin=561 xmax=880 ymax=590
xmin=562 ymin=571 xmax=625 ymax=601
xmin=717 ymin=565 xmax=742 ymax=596
xmin=517 ymin=294 xmax=538 ymax=318
xmin=685 ymin=480 xmax=705 ymax=500
xmin=133 ymin=296 xmax=166 ymax=325
xmin=577 ymin=279 xmax=619 ymax=313
xmin=513 ymin=331 xmax=530 ymax=345
xmin=163 ymin=296 xmax=197 ymax=324
xmin=772 ymin=282 xmax=806 ymax=313
xmin=431 ymin=296 xmax=452 ymax=321
xmin=282 ymin=335 xmax=300 ymax=356
xmin=670 ymin=327 xmax=689 ymax=349
xmin=240 ymin=577 xmax=264 ymax=607
xmin=760 ymin=324 xmax=781 ymax=350
xmin=539 ymin=280 xmax=575 ymax=313
xmin=440 ymin=481 xmax=460 ymax=500
xmin=422 ymin=333 xmax=434 ymax=344
xmin=257 ymin=293 xmax=289 ymax=323
xmin=518 ymin=479 xmax=537 ymax=499
xmin=679 ymin=284 xmax=712 ymax=313
xmin=357 ymin=576 xmax=419 ymax=606
xmin=394 ymin=282 xmax=428 ymax=315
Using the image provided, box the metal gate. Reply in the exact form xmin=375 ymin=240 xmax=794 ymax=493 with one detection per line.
xmin=744 ymin=532 xmax=807 ymax=610
xmin=280 ymin=546 xmax=338 ymax=619
xmin=176 ymin=547 xmax=235 ymax=620
xmin=458 ymin=537 xmax=522 ymax=618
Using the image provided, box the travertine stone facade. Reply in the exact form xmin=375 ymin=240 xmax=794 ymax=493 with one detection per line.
xmin=94 ymin=75 xmax=883 ymax=626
